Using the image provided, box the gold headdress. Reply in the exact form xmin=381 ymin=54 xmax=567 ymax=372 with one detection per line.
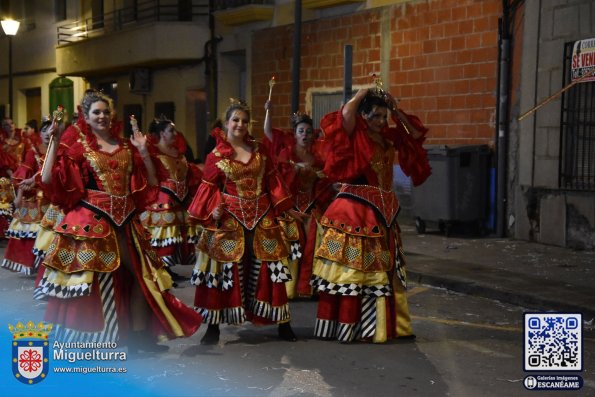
xmin=290 ymin=111 xmax=313 ymax=129
xmin=229 ymin=97 xmax=249 ymax=110
xmin=367 ymin=74 xmax=396 ymax=111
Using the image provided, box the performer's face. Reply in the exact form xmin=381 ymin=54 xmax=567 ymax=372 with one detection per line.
xmin=40 ymin=125 xmax=51 ymax=144
xmin=364 ymin=105 xmax=388 ymax=135
xmin=225 ymin=110 xmax=249 ymax=140
xmin=2 ymin=118 xmax=15 ymax=134
xmin=22 ymin=124 xmax=35 ymax=137
xmin=85 ymin=101 xmax=112 ymax=134
xmin=294 ymin=122 xmax=314 ymax=148
xmin=161 ymin=123 xmax=177 ymax=146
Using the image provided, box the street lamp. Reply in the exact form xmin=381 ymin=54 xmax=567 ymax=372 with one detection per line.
xmin=1 ymin=18 xmax=20 ymax=118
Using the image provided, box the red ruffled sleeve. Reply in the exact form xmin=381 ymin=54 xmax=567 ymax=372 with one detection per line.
xmin=11 ymin=149 xmax=38 ymax=183
xmin=388 ymin=110 xmax=431 ymax=186
xmin=46 ymin=144 xmax=87 ymax=212
xmin=187 ymin=153 xmax=223 ymax=225
xmin=319 ymin=109 xmax=367 ymax=182
xmin=263 ymin=149 xmax=293 ymax=213
xmin=130 ymin=146 xmax=158 ymax=209
xmin=0 ymin=149 xmax=17 ymax=177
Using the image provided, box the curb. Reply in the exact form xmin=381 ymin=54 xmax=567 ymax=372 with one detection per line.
xmin=405 ymin=253 xmax=595 ymax=321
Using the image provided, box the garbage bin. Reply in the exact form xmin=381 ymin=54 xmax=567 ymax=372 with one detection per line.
xmin=412 ymin=144 xmax=490 ymax=236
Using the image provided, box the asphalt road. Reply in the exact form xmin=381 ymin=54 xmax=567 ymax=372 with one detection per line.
xmin=1 ymin=246 xmax=593 ymax=397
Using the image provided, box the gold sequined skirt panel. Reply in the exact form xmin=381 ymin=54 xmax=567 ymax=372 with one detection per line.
xmin=197 ymin=212 xmax=289 ymax=263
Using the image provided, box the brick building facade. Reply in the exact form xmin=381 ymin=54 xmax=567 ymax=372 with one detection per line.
xmin=251 ymin=0 xmax=501 ymax=146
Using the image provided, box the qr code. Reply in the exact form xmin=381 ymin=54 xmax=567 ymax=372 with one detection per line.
xmin=524 ymin=313 xmax=582 ymax=371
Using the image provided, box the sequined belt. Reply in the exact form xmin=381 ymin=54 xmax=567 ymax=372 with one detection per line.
xmin=82 ymin=189 xmax=136 ymax=226
xmin=222 ymin=193 xmax=271 ymax=230
xmin=161 ymin=179 xmax=188 ymax=202
xmin=337 ymin=183 xmax=399 ymax=227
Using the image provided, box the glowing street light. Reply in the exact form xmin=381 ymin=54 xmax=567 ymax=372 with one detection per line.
xmin=1 ymin=18 xmax=20 ymax=118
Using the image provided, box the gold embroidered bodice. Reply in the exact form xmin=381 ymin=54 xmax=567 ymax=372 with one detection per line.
xmin=215 ymin=151 xmax=265 ymax=199
xmin=158 ymin=153 xmax=188 ymax=183
xmin=83 ymin=146 xmax=133 ymax=196
xmin=368 ymin=142 xmax=395 ymax=191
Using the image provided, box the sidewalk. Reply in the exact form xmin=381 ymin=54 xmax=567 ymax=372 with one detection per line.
xmin=400 ymin=222 xmax=595 ymax=321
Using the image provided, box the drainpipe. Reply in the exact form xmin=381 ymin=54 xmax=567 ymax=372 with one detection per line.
xmin=496 ymin=0 xmax=511 ymax=238
xmin=291 ymin=0 xmax=302 ymax=113
xmin=343 ymin=44 xmax=353 ymax=104
xmin=207 ymin=0 xmax=219 ymax=125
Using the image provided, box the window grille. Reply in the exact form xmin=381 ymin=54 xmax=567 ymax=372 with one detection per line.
xmin=560 ymin=42 xmax=595 ymax=191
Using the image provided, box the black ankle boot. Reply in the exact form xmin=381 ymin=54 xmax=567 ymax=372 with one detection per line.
xmin=128 ymin=331 xmax=169 ymax=353
xmin=278 ymin=322 xmax=297 ymax=342
xmin=200 ymin=324 xmax=220 ymax=345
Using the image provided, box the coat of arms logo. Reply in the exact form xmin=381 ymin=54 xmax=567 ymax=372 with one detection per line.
xmin=8 ymin=321 xmax=52 ymax=385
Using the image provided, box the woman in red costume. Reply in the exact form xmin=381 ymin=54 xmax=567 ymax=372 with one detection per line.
xmin=188 ymin=100 xmax=298 ymax=344
xmin=3 ymin=118 xmax=26 ymax=165
xmin=311 ymin=86 xmax=431 ymax=343
xmin=0 ymin=119 xmax=18 ymax=238
xmin=139 ymin=116 xmax=202 ymax=285
xmin=1 ymin=118 xmax=51 ymax=274
xmin=263 ymin=102 xmax=332 ymax=298
xmin=32 ymin=119 xmax=66 ymax=300
xmin=39 ymin=90 xmax=201 ymax=351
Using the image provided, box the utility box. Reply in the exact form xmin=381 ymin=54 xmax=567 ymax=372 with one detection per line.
xmin=412 ymin=145 xmax=490 ymax=236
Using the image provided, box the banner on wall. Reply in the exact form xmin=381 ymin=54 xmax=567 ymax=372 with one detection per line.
xmin=571 ymin=37 xmax=595 ymax=82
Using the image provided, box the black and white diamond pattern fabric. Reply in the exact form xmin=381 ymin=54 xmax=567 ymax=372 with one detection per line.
xmin=310 ymin=277 xmax=361 ymax=296
xmin=152 ymin=236 xmax=183 ymax=247
xmin=53 ymin=273 xmax=119 ymax=343
xmin=290 ymin=242 xmax=302 ymax=261
xmin=190 ymin=262 xmax=234 ymax=290
xmin=362 ymin=284 xmax=392 ymax=296
xmin=37 ymin=275 xmax=92 ymax=299
xmin=5 ymin=228 xmax=38 ymax=239
xmin=311 ymin=276 xmax=392 ymax=297
xmin=268 ymin=261 xmax=292 ymax=283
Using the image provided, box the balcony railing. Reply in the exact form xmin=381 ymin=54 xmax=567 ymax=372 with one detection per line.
xmin=213 ymin=0 xmax=274 ymax=11
xmin=57 ymin=0 xmax=209 ymax=45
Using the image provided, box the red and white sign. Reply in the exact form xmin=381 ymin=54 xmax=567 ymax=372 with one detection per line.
xmin=571 ymin=38 xmax=595 ymax=82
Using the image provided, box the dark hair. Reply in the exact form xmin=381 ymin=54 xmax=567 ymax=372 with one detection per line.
xmin=39 ymin=119 xmax=52 ymax=133
xmin=26 ymin=119 xmax=38 ymax=131
xmin=148 ymin=115 xmax=173 ymax=139
xmin=81 ymin=89 xmax=112 ymax=116
xmin=224 ymin=100 xmax=250 ymax=122
xmin=290 ymin=112 xmax=313 ymax=131
xmin=357 ymin=89 xmax=393 ymax=115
